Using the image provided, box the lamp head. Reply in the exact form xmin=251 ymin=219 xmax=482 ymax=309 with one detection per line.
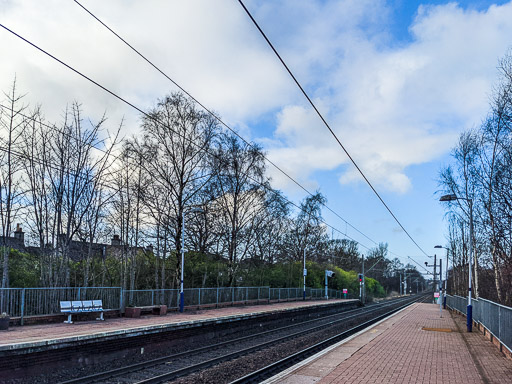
xmin=440 ymin=194 xmax=458 ymax=202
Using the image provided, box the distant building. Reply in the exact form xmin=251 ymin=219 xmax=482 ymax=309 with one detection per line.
xmin=0 ymin=223 xmax=25 ymax=250
xmin=0 ymin=224 xmax=148 ymax=261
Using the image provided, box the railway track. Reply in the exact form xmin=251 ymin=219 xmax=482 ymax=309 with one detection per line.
xmin=59 ymin=295 xmax=427 ymax=384
xmin=232 ymin=294 xmax=430 ymax=384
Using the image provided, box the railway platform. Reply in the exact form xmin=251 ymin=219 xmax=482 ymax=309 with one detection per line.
xmin=264 ymin=302 xmax=512 ymax=384
xmin=0 ymin=299 xmax=357 ymax=353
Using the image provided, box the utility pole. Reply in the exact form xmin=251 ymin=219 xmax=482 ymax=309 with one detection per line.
xmin=404 ymin=269 xmax=407 ymax=295
xmin=440 ymin=194 xmax=474 ymax=332
xmin=439 ymin=259 xmax=443 ymax=317
xmin=362 ymin=254 xmax=365 ymax=304
xmin=445 ymin=249 xmax=448 ymax=308
xmin=433 ymin=254 xmax=437 ymax=303
xmin=303 ymin=248 xmax=306 ymax=301
xmin=435 ymin=245 xmax=450 ymax=309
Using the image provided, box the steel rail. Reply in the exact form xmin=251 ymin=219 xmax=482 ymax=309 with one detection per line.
xmin=132 ymin=297 xmax=419 ymax=384
xmin=230 ymin=294 xmax=430 ymax=383
xmin=58 ymin=296 xmax=422 ymax=384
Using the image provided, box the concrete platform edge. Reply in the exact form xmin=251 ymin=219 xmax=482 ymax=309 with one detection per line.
xmin=0 ymin=299 xmax=359 ymax=354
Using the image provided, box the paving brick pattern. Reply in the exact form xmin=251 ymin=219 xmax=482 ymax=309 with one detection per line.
xmin=270 ymin=303 xmax=512 ymax=384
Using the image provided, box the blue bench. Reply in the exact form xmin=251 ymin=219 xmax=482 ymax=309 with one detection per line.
xmin=60 ymin=300 xmax=105 ymax=324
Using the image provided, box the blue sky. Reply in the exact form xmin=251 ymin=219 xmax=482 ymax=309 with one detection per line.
xmin=2 ymin=0 xmax=512 ymax=277
xmin=389 ymin=0 xmax=510 ymax=42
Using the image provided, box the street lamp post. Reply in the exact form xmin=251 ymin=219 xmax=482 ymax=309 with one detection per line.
xmin=435 ymin=245 xmax=450 ymax=309
xmin=325 ymin=270 xmax=335 ymax=299
xmin=180 ymin=207 xmax=204 ymax=313
xmin=440 ymin=194 xmax=473 ymax=332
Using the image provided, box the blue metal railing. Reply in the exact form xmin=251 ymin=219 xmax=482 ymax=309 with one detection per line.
xmin=447 ymin=294 xmax=512 ymax=353
xmin=0 ymin=285 xmax=356 ymax=325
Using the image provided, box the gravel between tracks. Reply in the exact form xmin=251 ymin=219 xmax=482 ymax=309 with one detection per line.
xmin=171 ymin=306 xmax=392 ymax=384
xmin=3 ymin=299 xmax=412 ymax=384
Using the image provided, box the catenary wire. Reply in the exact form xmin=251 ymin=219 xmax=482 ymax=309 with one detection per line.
xmin=237 ymin=0 xmax=430 ymax=259
xmin=72 ymin=0 xmax=427 ymax=268
xmin=0 ymin=22 xmax=378 ymax=253
xmin=0 ymin=142 xmax=371 ymax=252
xmin=0 ymin=20 xmax=430 ymax=271
xmin=0 ymin=102 xmax=126 ymax=175
xmin=0 ymin=145 xmax=124 ymax=205
xmin=72 ymin=0 xmax=382 ymax=250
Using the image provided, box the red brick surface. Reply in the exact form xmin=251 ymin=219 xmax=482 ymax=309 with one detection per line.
xmin=268 ymin=303 xmax=512 ymax=384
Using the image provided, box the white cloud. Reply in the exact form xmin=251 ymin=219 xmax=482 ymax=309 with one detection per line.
xmin=1 ymin=0 xmax=512 ymax=196
xmin=0 ymin=0 xmax=295 ymax=133
xmin=263 ymin=1 xmax=512 ymax=193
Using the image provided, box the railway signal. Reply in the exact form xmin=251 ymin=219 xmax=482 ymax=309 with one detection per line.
xmin=358 ymin=273 xmax=365 ymax=303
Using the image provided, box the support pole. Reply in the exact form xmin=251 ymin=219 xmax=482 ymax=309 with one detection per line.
xmin=362 ymin=254 xmax=365 ymax=304
xmin=404 ymin=269 xmax=407 ymax=295
xmin=180 ymin=213 xmax=185 ymax=313
xmin=303 ymin=248 xmax=306 ymax=301
xmin=468 ymin=199 xmax=474 ymax=332
xmin=444 ymin=248 xmax=448 ymax=309
xmin=439 ymin=259 xmax=443 ymax=317
xmin=433 ymin=254 xmax=437 ymax=303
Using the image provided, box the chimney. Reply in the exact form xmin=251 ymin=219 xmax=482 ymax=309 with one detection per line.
xmin=14 ymin=223 xmax=24 ymax=242
xmin=111 ymin=234 xmax=121 ymax=246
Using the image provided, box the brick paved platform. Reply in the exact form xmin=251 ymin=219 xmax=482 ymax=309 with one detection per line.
xmin=265 ymin=303 xmax=512 ymax=384
xmin=0 ymin=299 xmax=357 ymax=352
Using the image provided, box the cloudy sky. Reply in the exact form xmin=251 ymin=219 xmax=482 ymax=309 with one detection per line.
xmin=2 ymin=0 xmax=512 ymax=276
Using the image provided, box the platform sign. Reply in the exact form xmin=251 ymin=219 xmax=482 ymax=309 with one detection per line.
xmin=434 ymin=292 xmax=440 ymax=298
xmin=343 ymin=289 xmax=348 ymax=293
xmin=303 ymin=269 xmax=307 ymax=276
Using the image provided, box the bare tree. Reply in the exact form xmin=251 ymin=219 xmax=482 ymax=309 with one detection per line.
xmin=0 ymin=79 xmax=27 ymax=293
xmin=283 ymin=192 xmax=329 ymax=262
xmin=138 ymin=92 xmax=218 ymax=288
xmin=22 ymin=102 xmax=119 ymax=286
xmin=210 ymin=132 xmax=267 ymax=285
xmin=440 ymin=51 xmax=512 ymax=304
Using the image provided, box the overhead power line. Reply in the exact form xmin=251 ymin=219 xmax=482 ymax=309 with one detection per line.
xmin=0 ymin=15 xmax=427 ymax=270
xmin=237 ymin=0 xmax=430 ymax=259
xmin=0 ymin=103 xmax=124 ymax=168
xmin=0 ymin=21 xmax=375 ymax=252
xmin=71 ymin=0 xmax=382 ymax=250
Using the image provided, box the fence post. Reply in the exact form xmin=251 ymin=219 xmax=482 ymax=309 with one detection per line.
xmin=199 ymin=288 xmax=201 ymax=306
xmin=498 ymin=305 xmax=501 ymax=340
xmin=246 ymin=287 xmax=248 ymax=304
xmin=216 ymin=287 xmax=219 ymax=307
xmin=77 ymin=287 xmax=81 ymax=300
xmin=232 ymin=287 xmax=234 ymax=304
xmin=20 ymin=288 xmax=25 ymax=326
xmin=119 ymin=288 xmax=124 ymax=311
xmin=151 ymin=290 xmax=154 ymax=306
